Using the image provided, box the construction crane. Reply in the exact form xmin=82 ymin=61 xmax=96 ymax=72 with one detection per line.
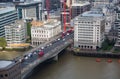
xmin=62 ymin=0 xmax=73 ymax=32
xmin=63 ymin=0 xmax=67 ymax=32
xmin=46 ymin=0 xmax=73 ymax=31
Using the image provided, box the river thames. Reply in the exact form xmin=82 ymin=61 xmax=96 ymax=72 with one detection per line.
xmin=28 ymin=51 xmax=120 ymax=79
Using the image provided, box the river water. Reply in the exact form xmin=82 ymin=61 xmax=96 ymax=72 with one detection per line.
xmin=28 ymin=51 xmax=120 ymax=79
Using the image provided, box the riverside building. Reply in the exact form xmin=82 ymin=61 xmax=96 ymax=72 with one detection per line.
xmin=0 ymin=7 xmax=18 ymax=37
xmin=74 ymin=11 xmax=105 ymax=50
xmin=31 ymin=19 xmax=61 ymax=46
xmin=4 ymin=20 xmax=27 ymax=47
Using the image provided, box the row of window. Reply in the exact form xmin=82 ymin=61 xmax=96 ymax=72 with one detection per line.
xmin=32 ymin=35 xmax=49 ymax=38
xmin=32 ymin=30 xmax=49 ymax=34
xmin=78 ymin=45 xmax=93 ymax=49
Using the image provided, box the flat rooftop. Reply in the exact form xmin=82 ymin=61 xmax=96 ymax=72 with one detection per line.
xmin=31 ymin=19 xmax=60 ymax=28
xmin=82 ymin=11 xmax=104 ymax=17
xmin=0 ymin=60 xmax=13 ymax=69
xmin=72 ymin=1 xmax=90 ymax=6
xmin=18 ymin=1 xmax=41 ymax=6
xmin=0 ymin=7 xmax=15 ymax=14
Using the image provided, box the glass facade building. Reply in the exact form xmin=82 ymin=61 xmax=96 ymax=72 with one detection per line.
xmin=16 ymin=2 xmax=43 ymax=21
xmin=0 ymin=7 xmax=18 ymax=37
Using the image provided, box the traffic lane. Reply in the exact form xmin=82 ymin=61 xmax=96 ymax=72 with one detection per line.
xmin=43 ymin=39 xmax=64 ymax=53
xmin=43 ymin=36 xmax=72 ymax=54
xmin=43 ymin=40 xmax=65 ymax=53
xmin=21 ymin=52 xmax=39 ymax=68
xmin=21 ymin=34 xmax=73 ymax=68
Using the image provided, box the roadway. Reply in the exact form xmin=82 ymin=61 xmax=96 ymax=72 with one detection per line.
xmin=20 ymin=31 xmax=74 ymax=71
xmin=20 ymin=33 xmax=73 ymax=68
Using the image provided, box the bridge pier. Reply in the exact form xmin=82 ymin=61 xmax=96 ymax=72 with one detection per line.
xmin=53 ymin=55 xmax=58 ymax=61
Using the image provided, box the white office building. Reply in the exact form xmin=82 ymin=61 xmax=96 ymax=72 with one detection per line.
xmin=31 ymin=19 xmax=61 ymax=46
xmin=74 ymin=11 xmax=105 ymax=49
xmin=0 ymin=7 xmax=18 ymax=37
xmin=5 ymin=20 xmax=27 ymax=46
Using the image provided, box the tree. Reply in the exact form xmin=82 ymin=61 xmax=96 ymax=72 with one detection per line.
xmin=0 ymin=37 xmax=7 ymax=50
xmin=27 ymin=22 xmax=31 ymax=40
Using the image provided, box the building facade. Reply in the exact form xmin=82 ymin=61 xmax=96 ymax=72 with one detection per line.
xmin=4 ymin=20 xmax=27 ymax=46
xmin=0 ymin=7 xmax=18 ymax=37
xmin=16 ymin=1 xmax=44 ymax=21
xmin=31 ymin=19 xmax=61 ymax=46
xmin=71 ymin=1 xmax=91 ymax=19
xmin=91 ymin=6 xmax=116 ymax=34
xmin=92 ymin=0 xmax=112 ymax=7
xmin=74 ymin=11 xmax=105 ymax=50
xmin=0 ymin=60 xmax=21 ymax=79
xmin=0 ymin=0 xmax=13 ymax=2
xmin=13 ymin=0 xmax=25 ymax=3
xmin=115 ymin=5 xmax=120 ymax=47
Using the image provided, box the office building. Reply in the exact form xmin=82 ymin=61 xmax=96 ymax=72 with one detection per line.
xmin=0 ymin=7 xmax=18 ymax=37
xmin=16 ymin=1 xmax=44 ymax=21
xmin=31 ymin=19 xmax=61 ymax=46
xmin=0 ymin=0 xmax=13 ymax=2
xmin=74 ymin=11 xmax=105 ymax=50
xmin=71 ymin=1 xmax=91 ymax=19
xmin=4 ymin=20 xmax=27 ymax=47
xmin=115 ymin=5 xmax=120 ymax=47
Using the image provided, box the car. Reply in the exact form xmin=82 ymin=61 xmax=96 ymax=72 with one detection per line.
xmin=50 ymin=43 xmax=52 ymax=46
xmin=67 ymin=33 xmax=69 ymax=35
xmin=28 ymin=53 xmax=32 ymax=57
xmin=41 ymin=47 xmax=44 ymax=49
xmin=33 ymin=52 xmax=37 ymax=55
xmin=24 ymin=56 xmax=29 ymax=60
xmin=63 ymin=38 xmax=65 ymax=41
xmin=47 ymin=44 xmax=49 ymax=47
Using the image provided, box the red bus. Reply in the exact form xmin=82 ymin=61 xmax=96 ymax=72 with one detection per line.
xmin=38 ymin=51 xmax=44 ymax=57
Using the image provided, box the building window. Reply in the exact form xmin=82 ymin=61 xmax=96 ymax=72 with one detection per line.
xmin=5 ymin=74 xmax=8 ymax=77
xmin=0 ymin=74 xmax=3 ymax=78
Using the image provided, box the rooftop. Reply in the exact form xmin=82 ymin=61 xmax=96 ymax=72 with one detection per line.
xmin=0 ymin=7 xmax=15 ymax=14
xmin=72 ymin=1 xmax=90 ymax=6
xmin=31 ymin=21 xmax=44 ymax=27
xmin=81 ymin=11 xmax=104 ymax=17
xmin=18 ymin=1 xmax=41 ymax=6
xmin=31 ymin=19 xmax=60 ymax=28
xmin=0 ymin=60 xmax=13 ymax=69
xmin=5 ymin=20 xmax=25 ymax=29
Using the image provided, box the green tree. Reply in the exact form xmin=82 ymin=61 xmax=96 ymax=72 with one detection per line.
xmin=101 ymin=36 xmax=115 ymax=50
xmin=0 ymin=37 xmax=7 ymax=50
xmin=27 ymin=22 xmax=31 ymax=40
